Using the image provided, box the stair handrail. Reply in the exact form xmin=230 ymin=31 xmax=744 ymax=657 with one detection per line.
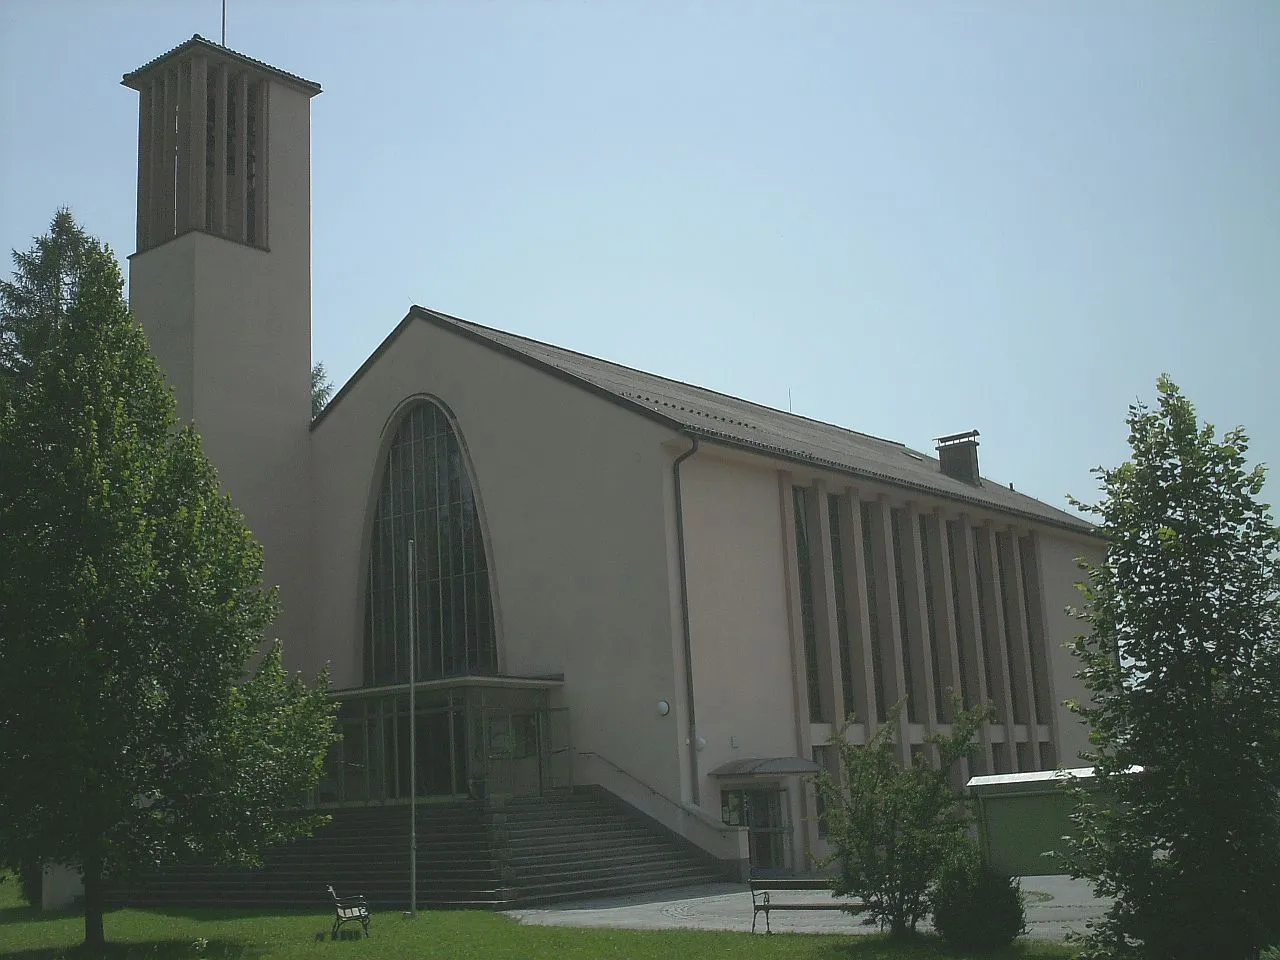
xmin=576 ymin=750 xmax=743 ymax=837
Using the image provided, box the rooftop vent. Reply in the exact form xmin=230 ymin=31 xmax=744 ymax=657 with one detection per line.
xmin=935 ymin=430 xmax=981 ymax=484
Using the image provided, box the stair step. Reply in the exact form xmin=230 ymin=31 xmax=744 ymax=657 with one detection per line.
xmin=109 ymin=793 xmax=729 ymax=910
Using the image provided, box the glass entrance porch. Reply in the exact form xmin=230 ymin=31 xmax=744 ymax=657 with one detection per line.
xmin=316 ymin=678 xmax=568 ymax=806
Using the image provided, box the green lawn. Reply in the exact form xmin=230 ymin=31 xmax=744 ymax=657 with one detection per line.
xmin=0 ymin=875 xmax=1075 ymax=960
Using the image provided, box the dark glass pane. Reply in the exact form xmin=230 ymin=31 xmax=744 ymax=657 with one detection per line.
xmin=363 ymin=403 xmax=497 ymax=685
xmin=920 ymin=515 xmax=947 ymax=721
xmin=891 ymin=508 xmax=917 ymax=722
xmin=828 ymin=495 xmax=854 ymax=719
xmin=947 ymin=520 xmax=974 ymax=708
xmin=861 ymin=502 xmax=887 ymax=722
xmin=792 ymin=487 xmax=824 ymax=722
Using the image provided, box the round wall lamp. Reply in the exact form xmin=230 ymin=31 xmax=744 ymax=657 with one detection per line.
xmin=656 ymin=699 xmax=671 ymax=716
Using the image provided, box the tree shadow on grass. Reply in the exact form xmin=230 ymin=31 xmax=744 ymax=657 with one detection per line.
xmin=786 ymin=931 xmax=1069 ymax=960
xmin=135 ymin=906 xmax=326 ymax=922
xmin=4 ymin=938 xmax=264 ymax=960
xmin=0 ymin=905 xmax=44 ymax=924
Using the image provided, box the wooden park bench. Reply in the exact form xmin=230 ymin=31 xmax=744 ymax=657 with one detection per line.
xmin=326 ymin=884 xmax=371 ymax=940
xmin=749 ymin=877 xmax=860 ymax=934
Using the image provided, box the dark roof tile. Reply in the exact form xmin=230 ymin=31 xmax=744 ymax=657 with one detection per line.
xmin=123 ymin=35 xmax=321 ymax=95
xmin=412 ymin=308 xmax=1096 ymax=536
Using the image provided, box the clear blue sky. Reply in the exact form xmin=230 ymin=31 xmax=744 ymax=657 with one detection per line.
xmin=3 ymin=2 xmax=1277 ymax=514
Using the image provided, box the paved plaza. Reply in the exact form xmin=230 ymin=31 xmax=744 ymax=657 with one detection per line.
xmin=506 ymin=875 xmax=1109 ymax=942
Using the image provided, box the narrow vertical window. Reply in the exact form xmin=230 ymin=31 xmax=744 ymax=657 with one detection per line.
xmin=245 ymin=81 xmax=258 ymax=245
xmin=828 ymin=495 xmax=854 ymax=719
xmin=919 ymin=515 xmax=946 ymax=720
xmin=996 ymin=543 xmax=1028 ymax=723
xmin=860 ymin=502 xmax=888 ymax=722
xmin=792 ymin=487 xmax=824 ymax=723
xmin=204 ymin=82 xmax=216 ymax=231
xmin=226 ymin=76 xmax=237 ymax=177
xmin=891 ymin=508 xmax=918 ymax=722
xmin=1020 ymin=536 xmax=1051 ymax=719
xmin=973 ymin=535 xmax=997 ymax=702
xmin=946 ymin=519 xmax=973 ymax=708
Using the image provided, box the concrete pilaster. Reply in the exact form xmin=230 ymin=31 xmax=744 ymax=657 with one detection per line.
xmin=975 ymin=524 xmax=1017 ymax=771
xmin=867 ymin=498 xmax=910 ymax=766
xmin=999 ymin=530 xmax=1039 ymax=737
xmin=1020 ymin=531 xmax=1058 ymax=768
xmin=949 ymin=518 xmax=994 ymax=773
xmin=901 ymin=504 xmax=939 ymax=762
xmin=838 ymin=490 xmax=878 ymax=735
xmin=923 ymin=509 xmax=963 ymax=721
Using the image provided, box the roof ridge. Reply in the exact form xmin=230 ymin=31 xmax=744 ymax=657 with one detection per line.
xmin=320 ymin=307 xmax=1094 ymax=536
xmin=423 ymin=308 xmax=907 ymax=451
xmin=122 ymin=35 xmax=322 ymax=95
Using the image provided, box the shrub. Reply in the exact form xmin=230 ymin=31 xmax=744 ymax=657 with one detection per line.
xmin=932 ymin=851 xmax=1026 ymax=951
xmin=813 ymin=698 xmax=991 ymax=938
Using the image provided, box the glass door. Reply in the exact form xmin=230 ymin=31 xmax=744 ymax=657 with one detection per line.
xmin=721 ymin=786 xmax=790 ymax=873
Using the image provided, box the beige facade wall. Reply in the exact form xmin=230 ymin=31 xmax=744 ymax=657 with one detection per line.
xmin=678 ymin=450 xmax=802 ymax=803
xmin=129 ymin=78 xmax=314 ymax=658
xmin=1036 ymin=533 xmax=1101 ymax=767
xmin=309 ymin=319 xmax=691 ymax=804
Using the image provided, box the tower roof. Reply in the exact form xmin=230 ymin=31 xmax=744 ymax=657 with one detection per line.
xmin=122 ymin=34 xmax=322 ymax=96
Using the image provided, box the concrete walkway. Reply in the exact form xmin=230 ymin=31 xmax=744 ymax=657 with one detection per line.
xmin=505 ymin=875 xmax=1109 ymax=942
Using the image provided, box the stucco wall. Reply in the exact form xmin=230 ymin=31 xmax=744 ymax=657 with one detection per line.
xmin=1038 ymin=532 xmax=1101 ymax=767
xmin=128 ymin=78 xmax=314 ymax=661
xmin=309 ymin=319 xmax=689 ymax=802
xmin=678 ymin=451 xmax=800 ymax=804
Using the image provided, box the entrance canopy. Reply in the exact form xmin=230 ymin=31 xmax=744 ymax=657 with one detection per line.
xmin=709 ymin=757 xmax=820 ymax=777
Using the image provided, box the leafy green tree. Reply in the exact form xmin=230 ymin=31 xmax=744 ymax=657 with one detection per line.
xmin=311 ymin=361 xmax=333 ymax=419
xmin=1063 ymin=376 xmax=1280 ymax=960
xmin=0 ymin=213 xmax=337 ymax=950
xmin=813 ymin=699 xmax=991 ymax=938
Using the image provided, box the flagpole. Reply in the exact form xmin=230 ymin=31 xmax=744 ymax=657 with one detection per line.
xmin=407 ymin=539 xmax=417 ymax=919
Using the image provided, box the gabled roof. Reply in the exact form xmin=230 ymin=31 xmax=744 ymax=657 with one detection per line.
xmin=315 ymin=306 xmax=1097 ymax=537
xmin=122 ymin=35 xmax=322 ymax=96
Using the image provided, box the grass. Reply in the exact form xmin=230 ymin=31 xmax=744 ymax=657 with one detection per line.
xmin=0 ymin=874 xmax=1076 ymax=960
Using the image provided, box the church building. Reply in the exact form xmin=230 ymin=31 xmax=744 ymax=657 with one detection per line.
xmin=119 ymin=36 xmax=1101 ymax=892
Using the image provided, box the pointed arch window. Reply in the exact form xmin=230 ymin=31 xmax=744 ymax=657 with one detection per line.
xmin=364 ymin=402 xmax=496 ymax=685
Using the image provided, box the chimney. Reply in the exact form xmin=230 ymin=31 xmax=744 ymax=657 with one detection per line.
xmin=935 ymin=430 xmax=981 ymax=484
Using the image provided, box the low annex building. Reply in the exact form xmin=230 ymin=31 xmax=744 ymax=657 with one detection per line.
xmin=120 ymin=35 xmax=1101 ymax=881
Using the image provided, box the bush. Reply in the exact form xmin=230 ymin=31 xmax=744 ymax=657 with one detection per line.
xmin=931 ymin=852 xmax=1026 ymax=951
xmin=1259 ymin=946 xmax=1279 ymax=960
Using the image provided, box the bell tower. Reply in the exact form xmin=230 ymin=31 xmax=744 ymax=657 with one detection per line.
xmin=123 ymin=36 xmax=321 ymax=648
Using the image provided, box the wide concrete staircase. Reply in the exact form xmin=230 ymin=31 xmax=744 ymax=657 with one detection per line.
xmin=106 ymin=789 xmax=728 ymax=911
xmin=496 ymin=790 xmax=727 ymax=906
